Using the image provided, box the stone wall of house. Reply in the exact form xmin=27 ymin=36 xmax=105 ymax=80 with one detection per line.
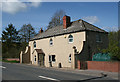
xmin=86 ymin=31 xmax=109 ymax=60
xmin=73 ymin=31 xmax=108 ymax=62
xmin=32 ymin=50 xmax=38 ymax=65
xmin=29 ymin=31 xmax=86 ymax=68
xmin=29 ymin=31 xmax=108 ymax=68
xmin=22 ymin=46 xmax=30 ymax=63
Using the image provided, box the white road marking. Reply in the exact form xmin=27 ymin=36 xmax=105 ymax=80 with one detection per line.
xmin=38 ymin=75 xmax=59 ymax=81
xmin=0 ymin=66 xmax=6 ymax=69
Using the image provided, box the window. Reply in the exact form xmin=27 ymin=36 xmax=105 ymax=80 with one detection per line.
xmin=52 ymin=55 xmax=55 ymax=62
xmin=49 ymin=55 xmax=51 ymax=62
xmin=49 ymin=38 xmax=53 ymax=46
xmin=34 ymin=56 xmax=36 ymax=62
xmin=68 ymin=35 xmax=73 ymax=43
xmin=69 ymin=54 xmax=71 ymax=63
xmin=49 ymin=55 xmax=56 ymax=62
xmin=33 ymin=41 xmax=36 ymax=48
xmin=96 ymin=35 xmax=102 ymax=42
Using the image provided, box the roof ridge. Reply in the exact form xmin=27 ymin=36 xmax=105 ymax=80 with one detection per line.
xmin=81 ymin=19 xmax=87 ymax=30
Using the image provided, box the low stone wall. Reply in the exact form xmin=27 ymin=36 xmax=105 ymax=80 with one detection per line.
xmin=78 ymin=60 xmax=120 ymax=72
xmin=5 ymin=58 xmax=20 ymax=61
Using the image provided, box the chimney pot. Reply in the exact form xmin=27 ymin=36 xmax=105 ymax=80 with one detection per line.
xmin=39 ymin=28 xmax=43 ymax=33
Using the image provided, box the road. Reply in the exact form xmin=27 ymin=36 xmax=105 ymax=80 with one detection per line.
xmin=2 ymin=62 xmax=119 ymax=81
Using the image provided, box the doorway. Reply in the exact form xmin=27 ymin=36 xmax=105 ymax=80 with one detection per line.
xmin=38 ymin=53 xmax=45 ymax=66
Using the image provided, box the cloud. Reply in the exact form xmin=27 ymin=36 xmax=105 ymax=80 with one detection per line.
xmin=102 ymin=26 xmax=118 ymax=32
xmin=2 ymin=0 xmax=27 ymax=14
xmin=82 ymin=16 xmax=99 ymax=24
xmin=82 ymin=16 xmax=118 ymax=32
xmin=2 ymin=0 xmax=41 ymax=14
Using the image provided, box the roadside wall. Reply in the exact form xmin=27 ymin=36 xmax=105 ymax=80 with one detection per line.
xmin=78 ymin=61 xmax=120 ymax=72
xmin=5 ymin=58 xmax=20 ymax=61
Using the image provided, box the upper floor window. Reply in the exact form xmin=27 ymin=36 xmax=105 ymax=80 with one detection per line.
xmin=33 ymin=41 xmax=36 ymax=48
xmin=49 ymin=38 xmax=53 ymax=46
xmin=68 ymin=35 xmax=73 ymax=43
xmin=96 ymin=35 xmax=102 ymax=42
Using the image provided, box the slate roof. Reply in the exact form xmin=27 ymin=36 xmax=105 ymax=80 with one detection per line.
xmin=30 ymin=19 xmax=107 ymax=41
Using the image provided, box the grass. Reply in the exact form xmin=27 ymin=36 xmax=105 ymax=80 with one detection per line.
xmin=2 ymin=60 xmax=20 ymax=63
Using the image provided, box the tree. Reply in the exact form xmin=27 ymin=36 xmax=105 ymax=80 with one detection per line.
xmin=19 ymin=24 xmax=36 ymax=43
xmin=102 ymin=30 xmax=120 ymax=61
xmin=2 ymin=24 xmax=19 ymax=47
xmin=2 ymin=24 xmax=20 ymax=58
xmin=47 ymin=10 xmax=66 ymax=29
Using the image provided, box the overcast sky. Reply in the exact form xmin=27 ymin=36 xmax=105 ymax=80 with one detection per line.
xmin=1 ymin=1 xmax=119 ymax=36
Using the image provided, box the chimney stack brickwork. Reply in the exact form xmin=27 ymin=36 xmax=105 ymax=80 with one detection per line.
xmin=63 ymin=15 xmax=71 ymax=29
xmin=39 ymin=28 xmax=43 ymax=33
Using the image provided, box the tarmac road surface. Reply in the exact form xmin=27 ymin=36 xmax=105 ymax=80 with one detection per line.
xmin=2 ymin=62 xmax=119 ymax=82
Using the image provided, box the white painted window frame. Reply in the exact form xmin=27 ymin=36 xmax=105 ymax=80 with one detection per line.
xmin=68 ymin=35 xmax=73 ymax=43
xmin=49 ymin=38 xmax=53 ymax=46
xmin=49 ymin=55 xmax=56 ymax=62
xmin=69 ymin=54 xmax=71 ymax=63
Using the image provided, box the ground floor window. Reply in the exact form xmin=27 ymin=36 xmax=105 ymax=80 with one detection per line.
xmin=34 ymin=55 xmax=36 ymax=62
xmin=49 ymin=55 xmax=56 ymax=62
xmin=69 ymin=54 xmax=71 ymax=63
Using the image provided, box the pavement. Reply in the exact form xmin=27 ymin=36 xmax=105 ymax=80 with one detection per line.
xmin=19 ymin=63 xmax=118 ymax=79
xmin=2 ymin=62 xmax=119 ymax=81
xmin=36 ymin=66 xmax=118 ymax=80
xmin=47 ymin=67 xmax=119 ymax=79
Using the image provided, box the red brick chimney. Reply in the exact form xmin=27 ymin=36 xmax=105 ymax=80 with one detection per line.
xmin=63 ymin=15 xmax=71 ymax=29
xmin=39 ymin=28 xmax=43 ymax=33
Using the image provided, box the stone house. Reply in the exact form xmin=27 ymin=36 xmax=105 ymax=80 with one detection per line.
xmin=20 ymin=15 xmax=108 ymax=69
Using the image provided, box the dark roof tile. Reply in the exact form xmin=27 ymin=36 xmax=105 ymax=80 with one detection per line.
xmin=31 ymin=19 xmax=107 ymax=40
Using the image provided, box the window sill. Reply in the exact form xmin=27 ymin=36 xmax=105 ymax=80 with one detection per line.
xmin=52 ymin=61 xmax=55 ymax=63
xmin=50 ymin=45 xmax=53 ymax=47
xmin=68 ymin=42 xmax=73 ymax=44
